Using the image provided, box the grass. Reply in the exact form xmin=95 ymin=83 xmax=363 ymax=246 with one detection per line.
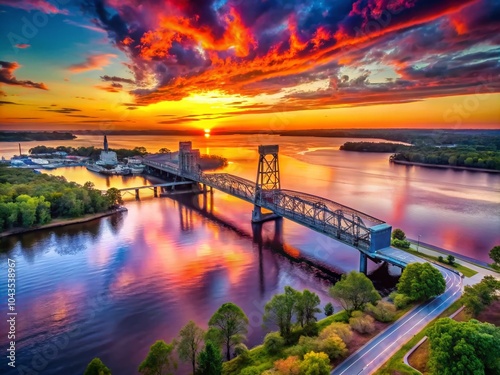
xmin=374 ymin=298 xmax=464 ymax=375
xmin=397 ymin=246 xmax=478 ymax=278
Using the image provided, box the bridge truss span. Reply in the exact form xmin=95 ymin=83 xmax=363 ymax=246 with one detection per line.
xmin=258 ymin=189 xmax=383 ymax=252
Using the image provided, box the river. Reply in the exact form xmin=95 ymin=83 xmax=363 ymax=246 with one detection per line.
xmin=0 ymin=134 xmax=499 ymax=375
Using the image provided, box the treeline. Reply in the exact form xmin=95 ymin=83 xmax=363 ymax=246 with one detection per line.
xmin=199 ymin=155 xmax=229 ymax=170
xmin=0 ymin=167 xmax=122 ymax=232
xmin=0 ymin=131 xmax=76 ymax=142
xmin=29 ymin=145 xmax=148 ymax=161
xmin=391 ymin=146 xmax=500 ymax=171
xmin=340 ymin=142 xmax=409 ymax=153
xmin=282 ymin=129 xmax=500 ymax=148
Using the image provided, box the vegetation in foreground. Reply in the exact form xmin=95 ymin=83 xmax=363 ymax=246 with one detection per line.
xmin=84 ymin=258 xmax=447 ymax=375
xmin=0 ymin=166 xmax=123 ymax=233
xmin=376 ymin=276 xmax=500 ymax=375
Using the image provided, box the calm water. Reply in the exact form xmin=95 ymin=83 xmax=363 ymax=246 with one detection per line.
xmin=0 ymin=134 xmax=499 ymax=375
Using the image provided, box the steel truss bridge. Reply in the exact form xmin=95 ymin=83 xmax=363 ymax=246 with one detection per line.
xmin=143 ymin=144 xmax=405 ymax=273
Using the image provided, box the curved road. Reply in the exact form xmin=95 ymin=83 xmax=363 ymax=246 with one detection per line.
xmin=332 ymin=262 xmax=462 ymax=375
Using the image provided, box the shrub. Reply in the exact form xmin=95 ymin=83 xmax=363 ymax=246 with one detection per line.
xmin=317 ymin=333 xmax=347 ymax=360
xmin=302 ymin=322 xmax=319 ymax=337
xmin=390 ymin=292 xmax=411 ymax=310
xmin=366 ymin=301 xmax=396 ymax=322
xmin=299 ymin=352 xmax=331 ymax=375
xmin=273 ymin=356 xmax=301 ymax=375
xmin=233 ymin=343 xmax=250 ymax=363
xmin=349 ymin=311 xmax=375 ymax=334
xmin=392 ymin=238 xmax=411 ymax=249
xmin=438 ymin=255 xmax=444 ymax=262
xmin=264 ymin=332 xmax=285 ymax=355
xmin=319 ymin=323 xmax=353 ymax=344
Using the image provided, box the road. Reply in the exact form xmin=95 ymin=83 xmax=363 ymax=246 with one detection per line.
xmin=331 ymin=262 xmax=462 ymax=375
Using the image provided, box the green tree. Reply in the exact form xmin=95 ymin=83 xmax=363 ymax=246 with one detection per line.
xmin=446 ymin=255 xmax=455 ymax=265
xmin=263 ymin=286 xmax=299 ymax=340
xmin=392 ymin=228 xmax=406 ymax=241
xmin=397 ymin=263 xmax=446 ymax=302
xmin=463 ymin=276 xmax=500 ymax=316
xmin=299 ymin=351 xmax=331 ymax=375
xmin=324 ymin=302 xmax=334 ymax=317
xmin=177 ymin=321 xmax=205 ymax=375
xmin=295 ymin=289 xmax=321 ymax=327
xmin=84 ymin=358 xmax=111 ymax=375
xmin=489 ymin=245 xmax=500 ymax=265
xmin=329 ymin=271 xmax=381 ymax=315
xmin=105 ymin=188 xmax=123 ymax=208
xmin=208 ymin=302 xmax=248 ymax=361
xmin=159 ymin=148 xmax=171 ymax=154
xmin=428 ymin=318 xmax=500 ymax=375
xmin=138 ymin=340 xmax=176 ymax=375
xmin=197 ymin=341 xmax=222 ymax=375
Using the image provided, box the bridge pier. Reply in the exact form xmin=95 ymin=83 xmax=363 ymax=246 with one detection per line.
xmin=153 ymin=187 xmax=158 ymax=197
xmin=359 ymin=252 xmax=368 ymax=274
xmin=135 ymin=189 xmax=140 ymax=200
xmin=251 ymin=205 xmax=280 ymax=223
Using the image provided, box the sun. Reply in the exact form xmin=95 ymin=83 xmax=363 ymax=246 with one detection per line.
xmin=204 ymin=128 xmax=211 ymax=138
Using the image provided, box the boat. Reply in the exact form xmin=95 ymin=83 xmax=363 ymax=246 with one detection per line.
xmin=126 ymin=158 xmax=145 ymax=174
xmin=86 ymin=163 xmax=104 ymax=173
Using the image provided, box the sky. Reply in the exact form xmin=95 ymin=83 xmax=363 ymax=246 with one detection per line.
xmin=0 ymin=0 xmax=499 ymax=131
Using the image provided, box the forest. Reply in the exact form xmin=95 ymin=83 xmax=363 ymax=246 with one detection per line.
xmin=0 ymin=167 xmax=121 ymax=232
xmin=0 ymin=131 xmax=76 ymax=142
xmin=390 ymin=146 xmax=500 ymax=171
xmin=28 ymin=145 xmax=148 ymax=160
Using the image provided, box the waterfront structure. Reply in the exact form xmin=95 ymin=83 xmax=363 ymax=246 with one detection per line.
xmin=142 ymin=142 xmax=398 ymax=273
xmin=97 ymin=135 xmax=118 ymax=167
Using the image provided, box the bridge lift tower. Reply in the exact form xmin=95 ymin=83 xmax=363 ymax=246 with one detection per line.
xmin=252 ymin=145 xmax=281 ymax=223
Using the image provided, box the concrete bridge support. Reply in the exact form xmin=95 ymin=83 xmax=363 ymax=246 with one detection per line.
xmin=252 ymin=205 xmax=280 ymax=223
xmin=153 ymin=187 xmax=158 ymax=197
xmin=135 ymin=189 xmax=140 ymax=200
xmin=359 ymin=252 xmax=368 ymax=274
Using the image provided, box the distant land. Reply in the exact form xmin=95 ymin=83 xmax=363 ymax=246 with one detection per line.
xmin=0 ymin=131 xmax=76 ymax=142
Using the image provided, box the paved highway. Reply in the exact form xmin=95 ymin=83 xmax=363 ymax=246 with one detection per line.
xmin=331 ymin=261 xmax=462 ymax=375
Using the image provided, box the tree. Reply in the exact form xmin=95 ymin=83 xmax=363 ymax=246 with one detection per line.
xmin=197 ymin=341 xmax=222 ymax=375
xmin=489 ymin=245 xmax=500 ymax=265
xmin=428 ymin=318 xmax=500 ymax=375
xmin=324 ymin=302 xmax=334 ymax=317
xmin=349 ymin=311 xmax=375 ymax=334
xmin=84 ymin=358 xmax=111 ymax=375
xmin=397 ymin=262 xmax=446 ymax=302
xmin=463 ymin=276 xmax=500 ymax=316
xmin=366 ymin=301 xmax=396 ymax=322
xmin=446 ymin=254 xmax=455 ymax=265
xmin=295 ymin=289 xmax=321 ymax=327
xmin=159 ymin=148 xmax=171 ymax=154
xmin=177 ymin=321 xmax=205 ymax=374
xmin=319 ymin=323 xmax=352 ymax=344
xmin=392 ymin=228 xmax=406 ymax=241
xmin=138 ymin=340 xmax=176 ymax=375
xmin=105 ymin=188 xmax=123 ymax=208
xmin=208 ymin=302 xmax=249 ymax=361
xmin=263 ymin=286 xmax=299 ymax=340
xmin=329 ymin=271 xmax=381 ymax=315
xmin=317 ymin=333 xmax=347 ymax=360
xmin=299 ymin=351 xmax=331 ymax=375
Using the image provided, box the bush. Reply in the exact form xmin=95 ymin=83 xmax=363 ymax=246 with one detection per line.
xmin=319 ymin=323 xmax=353 ymax=344
xmin=390 ymin=292 xmax=411 ymax=310
xmin=366 ymin=301 xmax=396 ymax=322
xmin=392 ymin=228 xmax=406 ymax=241
xmin=392 ymin=238 xmax=411 ymax=249
xmin=233 ymin=343 xmax=250 ymax=363
xmin=317 ymin=333 xmax=347 ymax=360
xmin=299 ymin=352 xmax=331 ymax=375
xmin=324 ymin=302 xmax=334 ymax=316
xmin=264 ymin=332 xmax=285 ymax=355
xmin=349 ymin=311 xmax=375 ymax=334
xmin=302 ymin=322 xmax=319 ymax=337
xmin=438 ymin=255 xmax=444 ymax=262
xmin=273 ymin=356 xmax=301 ymax=375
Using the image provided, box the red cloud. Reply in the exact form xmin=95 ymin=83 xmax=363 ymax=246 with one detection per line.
xmin=67 ymin=53 xmax=117 ymax=73
xmin=0 ymin=0 xmax=68 ymax=14
xmin=0 ymin=60 xmax=48 ymax=90
xmin=14 ymin=44 xmax=30 ymax=49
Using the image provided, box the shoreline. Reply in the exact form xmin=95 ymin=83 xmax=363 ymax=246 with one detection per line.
xmin=391 ymin=159 xmax=500 ymax=173
xmin=0 ymin=207 xmax=128 ymax=239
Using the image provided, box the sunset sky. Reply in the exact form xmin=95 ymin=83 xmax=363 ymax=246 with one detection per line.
xmin=0 ymin=0 xmax=499 ymax=131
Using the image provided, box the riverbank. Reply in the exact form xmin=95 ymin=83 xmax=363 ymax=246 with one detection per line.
xmin=0 ymin=206 xmax=127 ymax=239
xmin=391 ymin=159 xmax=500 ymax=173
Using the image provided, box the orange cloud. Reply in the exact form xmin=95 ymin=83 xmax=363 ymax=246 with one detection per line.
xmin=67 ymin=53 xmax=117 ymax=73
